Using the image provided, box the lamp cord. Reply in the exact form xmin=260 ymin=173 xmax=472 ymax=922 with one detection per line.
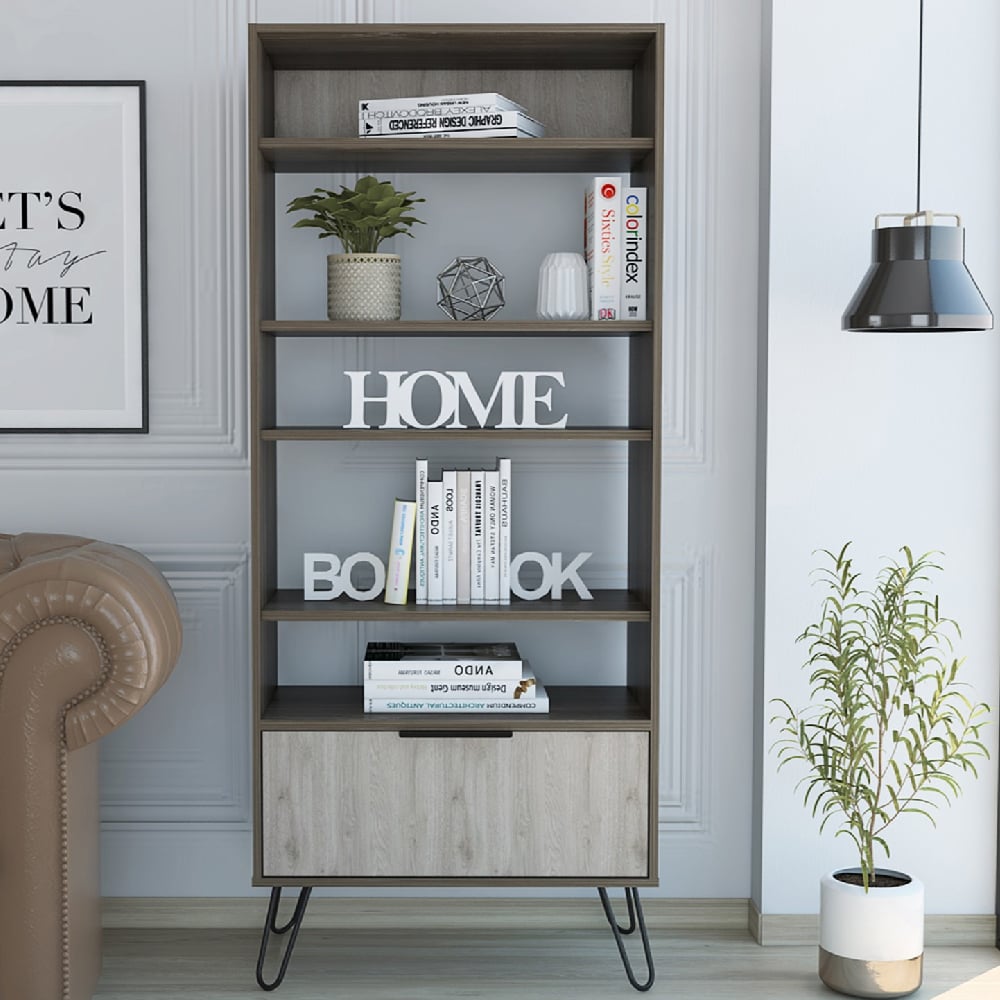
xmin=916 ymin=0 xmax=924 ymax=214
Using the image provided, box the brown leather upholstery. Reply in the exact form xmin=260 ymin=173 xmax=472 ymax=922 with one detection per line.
xmin=0 ymin=533 xmax=182 ymax=1000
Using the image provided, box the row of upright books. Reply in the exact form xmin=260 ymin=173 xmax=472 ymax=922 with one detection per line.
xmin=386 ymin=458 xmax=512 ymax=606
xmin=363 ymin=641 xmax=549 ymax=714
xmin=584 ymin=177 xmax=647 ymax=321
xmin=358 ymin=91 xmax=545 ymax=139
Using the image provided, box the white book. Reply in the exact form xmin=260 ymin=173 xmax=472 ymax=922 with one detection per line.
xmin=622 ymin=187 xmax=647 ymax=321
xmin=584 ymin=176 xmax=622 ymax=320
xmin=455 ymin=469 xmax=472 ymax=604
xmin=364 ymin=127 xmax=540 ymax=140
xmin=441 ymin=469 xmax=458 ymax=603
xmin=365 ymin=678 xmax=549 ymax=714
xmin=364 ymin=667 xmax=538 ymax=702
xmin=383 ymin=498 xmax=416 ymax=605
xmin=364 ymin=640 xmax=524 ymax=681
xmin=427 ymin=479 xmax=443 ymax=605
xmin=358 ymin=92 xmax=529 ymax=117
xmin=360 ymin=109 xmax=544 ymax=138
xmin=497 ymin=458 xmax=512 ymax=604
xmin=415 ymin=458 xmax=428 ymax=604
xmin=483 ymin=469 xmax=500 ymax=604
xmin=470 ymin=470 xmax=485 ymax=604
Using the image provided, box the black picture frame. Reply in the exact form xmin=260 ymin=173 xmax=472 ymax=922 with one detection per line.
xmin=0 ymin=81 xmax=148 ymax=432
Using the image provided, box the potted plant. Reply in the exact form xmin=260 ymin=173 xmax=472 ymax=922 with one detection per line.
xmin=286 ymin=175 xmax=425 ymax=321
xmin=771 ymin=544 xmax=990 ymax=999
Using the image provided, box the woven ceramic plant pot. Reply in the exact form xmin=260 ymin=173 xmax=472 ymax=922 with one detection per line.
xmin=819 ymin=868 xmax=924 ymax=998
xmin=327 ymin=253 xmax=401 ymax=321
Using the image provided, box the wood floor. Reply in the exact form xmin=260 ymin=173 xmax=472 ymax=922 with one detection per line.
xmin=95 ymin=923 xmax=1000 ymax=999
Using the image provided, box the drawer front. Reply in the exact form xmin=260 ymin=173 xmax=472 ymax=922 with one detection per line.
xmin=262 ymin=730 xmax=649 ymax=879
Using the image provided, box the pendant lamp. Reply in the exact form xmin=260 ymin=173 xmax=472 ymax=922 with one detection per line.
xmin=842 ymin=0 xmax=993 ymax=332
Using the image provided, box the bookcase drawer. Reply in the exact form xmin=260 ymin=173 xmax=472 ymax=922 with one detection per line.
xmin=261 ymin=729 xmax=649 ymax=880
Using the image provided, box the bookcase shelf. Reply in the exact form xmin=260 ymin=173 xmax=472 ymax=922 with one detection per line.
xmin=249 ymin=20 xmax=663 ymax=919
xmin=260 ymin=684 xmax=652 ymax=730
xmin=262 ymin=589 xmax=651 ymax=622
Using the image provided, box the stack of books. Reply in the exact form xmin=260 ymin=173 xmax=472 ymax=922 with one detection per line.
xmin=583 ymin=177 xmax=647 ymax=321
xmin=358 ymin=92 xmax=545 ymax=139
xmin=363 ymin=642 xmax=549 ymax=714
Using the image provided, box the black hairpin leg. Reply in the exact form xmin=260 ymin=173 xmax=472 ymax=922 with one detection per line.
xmin=598 ymin=887 xmax=655 ymax=991
xmin=256 ymin=886 xmax=312 ymax=991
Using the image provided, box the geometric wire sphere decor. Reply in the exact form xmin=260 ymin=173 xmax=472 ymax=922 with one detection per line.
xmin=436 ymin=256 xmax=506 ymax=321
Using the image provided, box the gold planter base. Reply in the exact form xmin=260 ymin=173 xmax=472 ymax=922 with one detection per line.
xmin=819 ymin=948 xmax=923 ymax=998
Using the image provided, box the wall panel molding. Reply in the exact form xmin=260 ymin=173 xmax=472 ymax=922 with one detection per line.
xmin=99 ymin=543 xmax=250 ymax=824
xmin=658 ymin=548 xmax=711 ymax=832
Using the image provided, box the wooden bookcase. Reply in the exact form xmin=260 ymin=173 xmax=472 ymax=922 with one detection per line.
xmin=249 ymin=23 xmax=663 ymax=896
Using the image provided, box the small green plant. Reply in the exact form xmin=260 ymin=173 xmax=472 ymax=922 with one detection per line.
xmin=286 ymin=175 xmax=426 ymax=254
xmin=771 ymin=544 xmax=990 ymax=890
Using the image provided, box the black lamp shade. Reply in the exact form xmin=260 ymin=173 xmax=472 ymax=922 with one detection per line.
xmin=842 ymin=224 xmax=994 ymax=331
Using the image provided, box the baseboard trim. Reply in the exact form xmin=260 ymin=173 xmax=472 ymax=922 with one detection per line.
xmin=748 ymin=899 xmax=997 ymax=947
xmin=102 ymin=896 xmax=749 ymax=932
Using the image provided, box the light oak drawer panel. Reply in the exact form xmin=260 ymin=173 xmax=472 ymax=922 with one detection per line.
xmin=262 ymin=730 xmax=648 ymax=879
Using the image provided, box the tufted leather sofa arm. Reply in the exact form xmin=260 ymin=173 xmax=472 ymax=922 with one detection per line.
xmin=0 ymin=532 xmax=183 ymax=1000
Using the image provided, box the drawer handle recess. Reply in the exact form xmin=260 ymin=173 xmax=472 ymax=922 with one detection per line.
xmin=398 ymin=730 xmax=514 ymax=739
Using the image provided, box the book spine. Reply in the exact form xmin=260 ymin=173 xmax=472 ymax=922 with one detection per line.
xmin=455 ymin=469 xmax=472 ymax=604
xmin=584 ymin=176 xmax=622 ymax=320
xmin=363 ymin=127 xmax=539 ymax=140
xmin=497 ymin=458 xmax=512 ymax=604
xmin=360 ymin=109 xmax=544 ymax=137
xmin=364 ymin=660 xmax=525 ymax=681
xmin=358 ymin=92 xmax=528 ymax=115
xmin=470 ymin=470 xmax=486 ymax=603
xmin=483 ymin=469 xmax=500 ymax=604
xmin=383 ymin=498 xmax=416 ymax=605
xmin=441 ymin=469 xmax=457 ymax=603
xmin=622 ymin=187 xmax=647 ymax=321
xmin=363 ymin=676 xmax=535 ymax=700
xmin=415 ymin=458 xmax=428 ymax=604
xmin=365 ymin=695 xmax=549 ymax=714
xmin=427 ymin=479 xmax=443 ymax=605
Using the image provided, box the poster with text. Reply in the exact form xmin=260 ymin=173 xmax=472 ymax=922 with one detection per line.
xmin=0 ymin=82 xmax=147 ymax=431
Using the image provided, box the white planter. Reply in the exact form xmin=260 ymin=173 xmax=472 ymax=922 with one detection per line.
xmin=327 ymin=253 xmax=401 ymax=321
xmin=819 ymin=868 xmax=924 ymax=998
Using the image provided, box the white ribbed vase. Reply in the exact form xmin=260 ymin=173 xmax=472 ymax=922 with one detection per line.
xmin=327 ymin=253 xmax=401 ymax=321
xmin=536 ymin=252 xmax=589 ymax=320
xmin=819 ymin=869 xmax=924 ymax=998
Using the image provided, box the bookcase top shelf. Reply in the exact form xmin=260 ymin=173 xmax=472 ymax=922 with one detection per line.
xmin=262 ymin=590 xmax=651 ymax=622
xmin=252 ymin=24 xmax=662 ymax=71
xmin=261 ymin=320 xmax=653 ymax=337
xmin=260 ymin=684 xmax=652 ymax=730
xmin=259 ymin=137 xmax=655 ymax=173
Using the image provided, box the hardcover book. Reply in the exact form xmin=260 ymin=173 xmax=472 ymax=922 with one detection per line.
xmin=455 ymin=469 xmax=472 ymax=604
xmin=360 ymin=109 xmax=544 ymax=138
xmin=584 ymin=176 xmax=622 ymax=320
xmin=470 ymin=470 xmax=486 ymax=604
xmin=358 ymin=92 xmax=529 ymax=117
xmin=441 ymin=468 xmax=458 ymax=603
xmin=483 ymin=468 xmax=500 ymax=604
xmin=365 ymin=675 xmax=549 ymax=714
xmin=427 ymin=479 xmax=443 ymax=604
xmin=364 ymin=666 xmax=537 ymax=701
xmin=497 ymin=458 xmax=512 ymax=604
xmin=415 ymin=458 xmax=428 ymax=604
xmin=622 ymin=186 xmax=647 ymax=321
xmin=363 ymin=641 xmax=524 ymax=681
xmin=384 ymin=498 xmax=416 ymax=605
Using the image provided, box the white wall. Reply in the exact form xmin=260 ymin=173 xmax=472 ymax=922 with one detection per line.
xmin=757 ymin=0 xmax=1000 ymax=914
xmin=3 ymin=0 xmax=762 ymax=899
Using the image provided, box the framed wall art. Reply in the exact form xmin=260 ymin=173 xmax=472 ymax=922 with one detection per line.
xmin=0 ymin=81 xmax=148 ymax=432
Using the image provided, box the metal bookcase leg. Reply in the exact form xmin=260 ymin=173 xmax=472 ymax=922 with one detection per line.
xmin=598 ymin=887 xmax=655 ymax=992
xmin=256 ymin=886 xmax=313 ymax=991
